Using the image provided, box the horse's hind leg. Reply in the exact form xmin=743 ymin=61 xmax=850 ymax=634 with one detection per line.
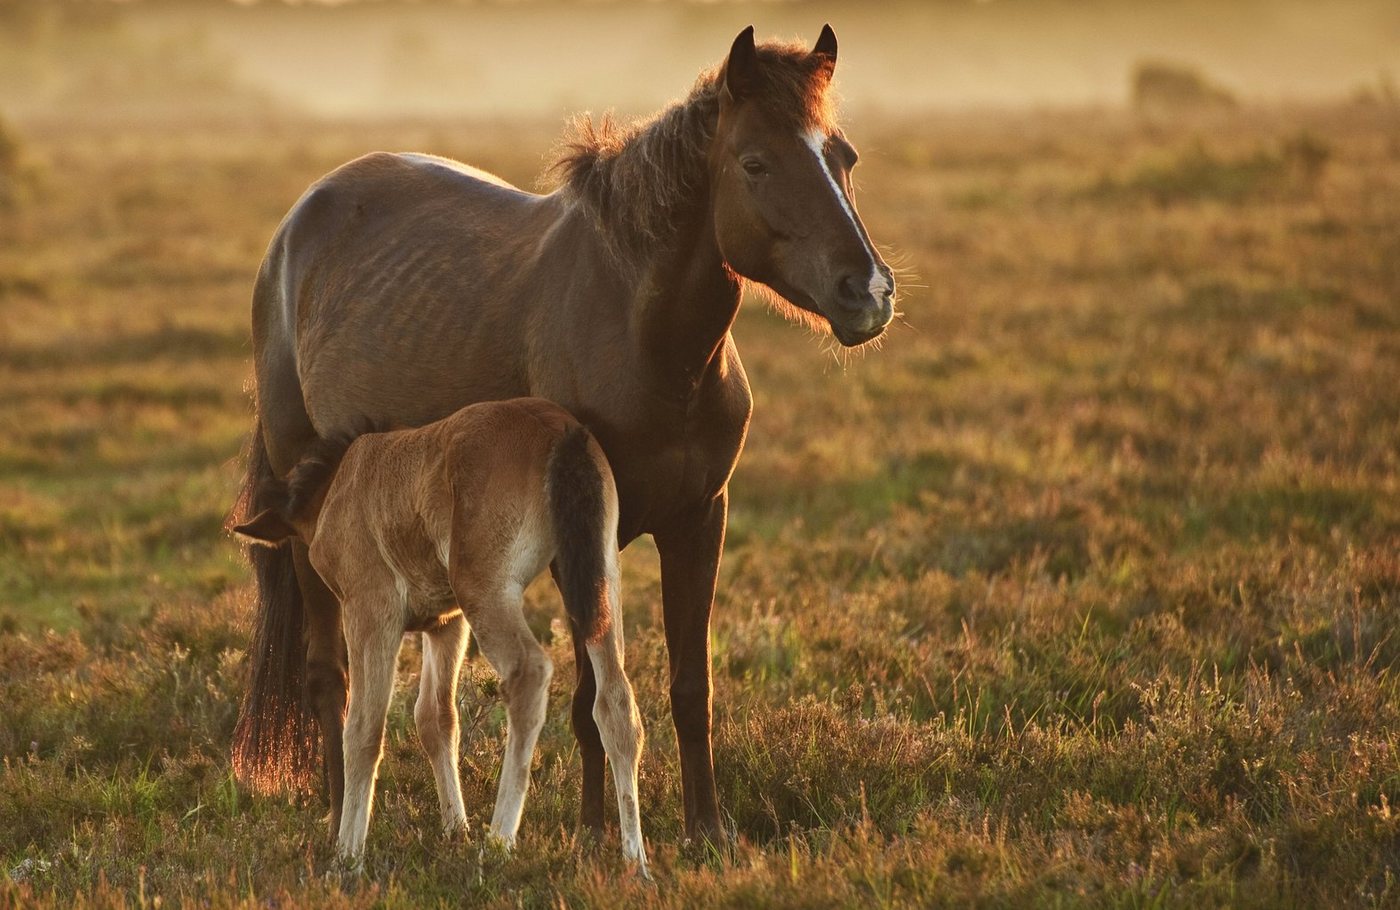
xmin=586 ymin=561 xmax=647 ymax=872
xmin=336 ymin=597 xmax=403 ymax=859
xmin=293 ymin=545 xmax=349 ymax=837
xmin=415 ymin=614 xmax=469 ymax=833
xmin=460 ymin=586 xmax=552 ymax=848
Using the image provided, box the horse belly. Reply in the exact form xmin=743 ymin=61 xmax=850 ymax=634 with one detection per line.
xmin=302 ymin=315 xmax=527 ymax=434
xmin=295 ymin=253 xmax=533 ymax=433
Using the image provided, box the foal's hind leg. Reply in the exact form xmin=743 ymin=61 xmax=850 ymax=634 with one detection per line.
xmin=458 ymin=585 xmax=552 ymax=848
xmin=336 ymin=595 xmax=404 ymax=859
xmin=415 ymin=614 xmax=469 ymax=833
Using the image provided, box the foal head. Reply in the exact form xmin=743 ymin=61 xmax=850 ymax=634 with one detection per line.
xmin=709 ymin=25 xmax=895 ymax=347
xmin=232 ymin=434 xmax=356 ymax=547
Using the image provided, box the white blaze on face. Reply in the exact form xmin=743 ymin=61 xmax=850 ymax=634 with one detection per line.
xmin=801 ymin=128 xmax=891 ymax=301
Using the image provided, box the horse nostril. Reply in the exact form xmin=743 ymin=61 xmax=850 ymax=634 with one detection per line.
xmin=837 ymin=274 xmax=867 ymax=307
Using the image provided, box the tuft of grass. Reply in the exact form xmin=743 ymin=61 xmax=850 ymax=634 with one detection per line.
xmin=1086 ymin=133 xmax=1332 ymax=205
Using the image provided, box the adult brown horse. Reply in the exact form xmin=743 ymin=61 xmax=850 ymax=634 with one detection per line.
xmin=232 ymin=24 xmax=895 ymax=843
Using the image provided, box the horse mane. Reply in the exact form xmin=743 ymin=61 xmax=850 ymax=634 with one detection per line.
xmin=550 ymin=40 xmax=837 ymax=269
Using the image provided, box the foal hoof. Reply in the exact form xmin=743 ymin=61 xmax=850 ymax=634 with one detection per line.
xmin=479 ymin=830 xmax=515 ymax=862
xmin=326 ymin=850 xmax=365 ymax=884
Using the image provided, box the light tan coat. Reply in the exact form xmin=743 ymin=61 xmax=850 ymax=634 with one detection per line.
xmin=236 ymin=398 xmax=646 ymax=870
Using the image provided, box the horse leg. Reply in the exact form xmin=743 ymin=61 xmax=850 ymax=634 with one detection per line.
xmin=461 ymin=586 xmax=552 ymax=848
xmin=653 ymin=491 xmax=727 ymax=842
xmin=585 ymin=554 xmax=647 ymax=872
xmin=566 ymin=593 xmax=608 ymax=836
xmin=293 ymin=544 xmax=348 ymax=838
xmin=415 ymin=614 xmax=470 ymax=833
xmin=336 ymin=595 xmax=404 ymax=860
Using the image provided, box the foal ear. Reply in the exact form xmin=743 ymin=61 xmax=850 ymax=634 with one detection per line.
xmin=813 ymin=23 xmax=838 ymax=71
xmin=232 ymin=508 xmax=298 ymax=547
xmin=723 ymin=25 xmax=758 ymax=101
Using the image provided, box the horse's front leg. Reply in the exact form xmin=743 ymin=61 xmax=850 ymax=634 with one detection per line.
xmin=653 ymin=490 xmax=727 ymax=842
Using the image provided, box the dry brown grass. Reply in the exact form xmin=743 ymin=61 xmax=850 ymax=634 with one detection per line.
xmin=1 ymin=102 xmax=1398 ymax=907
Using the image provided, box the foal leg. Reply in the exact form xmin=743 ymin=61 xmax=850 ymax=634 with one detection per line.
xmin=463 ymin=588 xmax=552 ymax=849
xmin=415 ymin=614 xmax=469 ymax=833
xmin=336 ymin=598 xmax=404 ymax=860
xmin=586 ymin=563 xmax=647 ymax=871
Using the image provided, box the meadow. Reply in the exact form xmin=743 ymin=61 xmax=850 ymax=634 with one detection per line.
xmin=1 ymin=99 xmax=1399 ymax=907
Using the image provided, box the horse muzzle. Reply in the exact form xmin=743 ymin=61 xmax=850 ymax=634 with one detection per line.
xmin=820 ymin=266 xmax=894 ymax=346
xmin=825 ymin=288 xmax=894 ymax=347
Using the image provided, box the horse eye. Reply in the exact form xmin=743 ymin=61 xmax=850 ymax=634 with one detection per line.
xmin=741 ymin=158 xmax=767 ymax=177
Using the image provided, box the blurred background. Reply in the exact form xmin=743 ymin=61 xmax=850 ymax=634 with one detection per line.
xmin=1 ymin=0 xmax=1398 ymax=122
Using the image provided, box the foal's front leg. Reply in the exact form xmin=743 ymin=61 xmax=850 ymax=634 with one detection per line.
xmin=415 ymin=614 xmax=470 ymax=833
xmin=337 ymin=595 xmax=405 ymax=860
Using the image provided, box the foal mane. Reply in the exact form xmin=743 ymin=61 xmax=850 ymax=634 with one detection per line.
xmin=551 ymin=39 xmax=837 ymax=269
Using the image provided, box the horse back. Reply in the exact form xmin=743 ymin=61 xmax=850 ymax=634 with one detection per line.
xmin=254 ymin=152 xmax=560 ymax=441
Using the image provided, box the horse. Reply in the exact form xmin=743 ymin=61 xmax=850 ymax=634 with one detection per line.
xmin=233 ymin=398 xmax=648 ymax=870
xmin=231 ymin=23 xmax=895 ymax=843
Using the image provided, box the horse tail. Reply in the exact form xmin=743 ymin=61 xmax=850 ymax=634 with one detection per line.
xmin=546 ymin=425 xmax=615 ymax=644
xmin=228 ymin=417 xmax=321 ymax=795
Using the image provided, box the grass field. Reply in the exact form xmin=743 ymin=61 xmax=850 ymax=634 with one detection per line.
xmin=1 ymin=101 xmax=1399 ymax=907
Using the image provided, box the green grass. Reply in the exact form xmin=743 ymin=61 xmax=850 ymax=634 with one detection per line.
xmin=2 ymin=105 xmax=1399 ymax=907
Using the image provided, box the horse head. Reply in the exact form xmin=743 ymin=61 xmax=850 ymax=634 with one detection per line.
xmin=709 ymin=25 xmax=895 ymax=347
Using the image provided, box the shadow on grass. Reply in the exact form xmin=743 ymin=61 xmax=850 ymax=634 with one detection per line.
xmin=1 ymin=324 xmax=248 ymax=371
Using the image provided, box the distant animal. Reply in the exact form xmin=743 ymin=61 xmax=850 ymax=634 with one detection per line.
xmin=233 ymin=398 xmax=647 ymax=870
xmin=232 ymin=22 xmax=895 ymax=843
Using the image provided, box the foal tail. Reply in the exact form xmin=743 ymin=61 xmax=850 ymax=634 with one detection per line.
xmin=546 ymin=425 xmax=615 ymax=644
xmin=227 ymin=418 xmax=321 ymax=795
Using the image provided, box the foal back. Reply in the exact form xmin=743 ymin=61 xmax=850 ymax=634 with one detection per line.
xmin=311 ymin=399 xmax=581 ymax=620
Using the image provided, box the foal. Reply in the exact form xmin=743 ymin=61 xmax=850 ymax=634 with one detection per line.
xmin=233 ymin=398 xmax=646 ymax=869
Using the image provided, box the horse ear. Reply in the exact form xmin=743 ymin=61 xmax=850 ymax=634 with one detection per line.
xmin=723 ymin=25 xmax=758 ymax=101
xmin=813 ymin=23 xmax=838 ymax=67
xmin=233 ymin=508 xmax=298 ymax=547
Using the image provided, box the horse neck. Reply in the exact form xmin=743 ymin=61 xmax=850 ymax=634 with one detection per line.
xmin=630 ymin=191 xmax=742 ymax=392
